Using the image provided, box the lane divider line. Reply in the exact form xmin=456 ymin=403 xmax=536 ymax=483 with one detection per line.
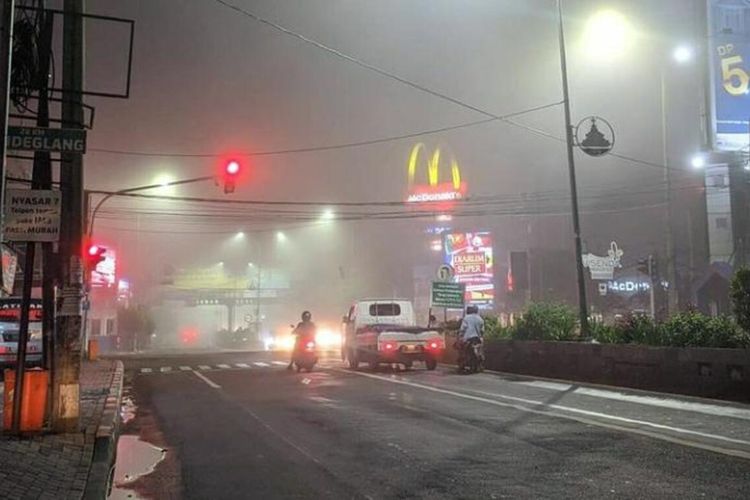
xmin=193 ymin=370 xmax=221 ymax=389
xmin=253 ymin=362 xmax=271 ymax=367
xmin=217 ymin=364 xmax=231 ymax=369
xmin=140 ymin=368 xmax=152 ymax=373
xmin=179 ymin=366 xmax=192 ymax=371
xmin=160 ymin=367 xmax=172 ymax=373
xmin=235 ymin=363 xmax=251 ymax=368
xmin=198 ymin=365 xmax=212 ymax=371
xmin=335 ymin=368 xmax=750 ymax=460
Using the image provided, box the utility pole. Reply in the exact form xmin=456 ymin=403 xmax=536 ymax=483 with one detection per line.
xmin=53 ymin=0 xmax=84 ymax=433
xmin=0 ymin=0 xmax=14 ymax=243
xmin=660 ymin=73 xmax=679 ymax=315
xmin=556 ymin=0 xmax=589 ymax=335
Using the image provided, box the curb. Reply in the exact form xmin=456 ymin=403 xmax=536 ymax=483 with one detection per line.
xmin=83 ymin=360 xmax=124 ymax=500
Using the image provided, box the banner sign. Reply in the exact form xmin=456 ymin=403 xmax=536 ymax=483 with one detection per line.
xmin=444 ymin=232 xmax=494 ymax=307
xmin=708 ymin=0 xmax=750 ymax=150
xmin=3 ymin=189 xmax=62 ymax=242
xmin=91 ymin=248 xmax=117 ymax=288
xmin=0 ymin=298 xmax=43 ymax=322
xmin=582 ymin=241 xmax=623 ymax=281
xmin=430 ymin=281 xmax=466 ymax=309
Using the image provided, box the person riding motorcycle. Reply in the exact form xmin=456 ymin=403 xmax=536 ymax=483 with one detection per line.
xmin=287 ymin=311 xmax=316 ymax=370
xmin=457 ymin=305 xmax=484 ymax=372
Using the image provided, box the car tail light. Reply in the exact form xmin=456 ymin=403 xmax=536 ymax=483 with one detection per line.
xmin=305 ymin=341 xmax=316 ymax=350
xmin=0 ymin=346 xmax=9 ymax=354
xmin=380 ymin=341 xmax=397 ymax=351
xmin=426 ymin=339 xmax=444 ymax=350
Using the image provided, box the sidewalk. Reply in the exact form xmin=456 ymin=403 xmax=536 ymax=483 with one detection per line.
xmin=0 ymin=360 xmax=124 ymax=500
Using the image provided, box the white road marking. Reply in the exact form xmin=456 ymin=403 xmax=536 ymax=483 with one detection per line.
xmin=514 ymin=380 xmax=750 ymax=421
xmin=193 ymin=370 xmax=221 ymax=389
xmin=179 ymin=366 xmax=192 ymax=371
xmin=141 ymin=368 xmax=152 ymax=374
xmin=272 ymin=361 xmax=288 ymax=366
xmin=338 ymin=369 xmax=750 ymax=460
xmin=160 ymin=367 xmax=172 ymax=373
xmin=235 ymin=363 xmax=250 ymax=368
xmin=198 ymin=365 xmax=212 ymax=371
xmin=253 ymin=362 xmax=270 ymax=367
xmin=216 ymin=364 xmax=231 ymax=369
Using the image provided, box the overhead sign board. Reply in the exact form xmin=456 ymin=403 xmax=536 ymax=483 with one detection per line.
xmin=3 ymin=189 xmax=62 ymax=242
xmin=7 ymin=126 xmax=87 ymax=153
xmin=430 ymin=281 xmax=466 ymax=309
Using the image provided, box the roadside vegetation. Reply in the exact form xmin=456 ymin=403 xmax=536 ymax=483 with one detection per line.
xmin=473 ymin=268 xmax=750 ymax=349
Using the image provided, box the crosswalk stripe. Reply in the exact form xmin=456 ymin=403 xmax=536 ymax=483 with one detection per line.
xmin=198 ymin=365 xmax=211 ymax=371
xmin=253 ymin=362 xmax=270 ymax=367
xmin=179 ymin=366 xmax=192 ymax=371
xmin=217 ymin=364 xmax=231 ymax=369
xmin=141 ymin=368 xmax=152 ymax=373
xmin=160 ymin=367 xmax=172 ymax=373
xmin=235 ymin=363 xmax=250 ymax=368
xmin=272 ymin=361 xmax=287 ymax=366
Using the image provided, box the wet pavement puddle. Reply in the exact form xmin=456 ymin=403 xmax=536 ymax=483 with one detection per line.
xmin=109 ymin=435 xmax=166 ymax=499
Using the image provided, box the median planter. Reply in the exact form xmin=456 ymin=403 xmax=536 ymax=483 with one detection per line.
xmin=482 ymin=340 xmax=750 ymax=402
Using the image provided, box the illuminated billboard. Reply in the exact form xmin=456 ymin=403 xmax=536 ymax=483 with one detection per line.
xmin=444 ymin=232 xmax=494 ymax=307
xmin=91 ymin=248 xmax=116 ymax=288
xmin=406 ymin=143 xmax=467 ymax=207
xmin=708 ymin=0 xmax=750 ymax=150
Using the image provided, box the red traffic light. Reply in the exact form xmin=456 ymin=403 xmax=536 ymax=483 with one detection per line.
xmin=225 ymin=160 xmax=241 ymax=176
xmin=221 ymin=159 xmax=242 ymax=194
xmin=84 ymin=244 xmax=107 ymax=268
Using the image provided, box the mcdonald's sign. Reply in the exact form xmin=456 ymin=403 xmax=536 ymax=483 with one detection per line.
xmin=406 ymin=143 xmax=468 ymax=205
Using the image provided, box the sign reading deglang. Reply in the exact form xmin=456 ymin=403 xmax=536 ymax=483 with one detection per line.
xmin=708 ymin=0 xmax=750 ymax=151
xmin=3 ymin=189 xmax=62 ymax=242
xmin=431 ymin=281 xmax=466 ymax=309
xmin=7 ymin=126 xmax=87 ymax=153
xmin=444 ymin=232 xmax=494 ymax=307
xmin=582 ymin=241 xmax=623 ymax=281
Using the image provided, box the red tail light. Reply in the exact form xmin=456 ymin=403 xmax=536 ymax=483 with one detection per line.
xmin=0 ymin=346 xmax=9 ymax=354
xmin=426 ymin=339 xmax=444 ymax=350
xmin=380 ymin=341 xmax=397 ymax=351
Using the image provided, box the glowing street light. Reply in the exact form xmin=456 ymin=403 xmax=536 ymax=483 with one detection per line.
xmin=153 ymin=173 xmax=177 ymax=195
xmin=672 ymin=45 xmax=693 ymax=65
xmin=691 ymin=154 xmax=706 ymax=169
xmin=276 ymin=231 xmax=287 ymax=242
xmin=582 ymin=10 xmax=634 ymax=61
xmin=321 ymin=208 xmax=335 ymax=221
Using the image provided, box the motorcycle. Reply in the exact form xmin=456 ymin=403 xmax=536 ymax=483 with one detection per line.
xmin=292 ymin=334 xmax=318 ymax=372
xmin=455 ymin=337 xmax=484 ymax=374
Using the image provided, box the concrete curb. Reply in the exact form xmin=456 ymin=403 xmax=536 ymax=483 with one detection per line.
xmin=83 ymin=360 xmax=124 ymax=500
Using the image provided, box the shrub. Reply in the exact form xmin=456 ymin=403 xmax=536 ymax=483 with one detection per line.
xmin=590 ymin=320 xmax=621 ymax=344
xmin=483 ymin=315 xmax=512 ymax=341
xmin=614 ymin=314 xmax=662 ymax=345
xmin=512 ymin=303 xmax=578 ymax=341
xmin=731 ymin=267 xmax=750 ymax=333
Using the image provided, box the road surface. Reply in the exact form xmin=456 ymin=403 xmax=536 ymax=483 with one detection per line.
xmin=118 ymin=351 xmax=750 ymax=499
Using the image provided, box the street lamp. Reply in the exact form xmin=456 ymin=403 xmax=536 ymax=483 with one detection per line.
xmin=691 ymin=154 xmax=707 ymax=169
xmin=582 ymin=9 xmax=634 ymax=62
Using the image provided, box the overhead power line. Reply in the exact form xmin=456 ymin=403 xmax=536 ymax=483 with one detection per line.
xmin=209 ymin=0 xmax=694 ymax=178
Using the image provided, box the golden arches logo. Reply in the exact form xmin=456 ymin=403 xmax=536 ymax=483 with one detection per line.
xmin=407 ymin=143 xmax=462 ymax=191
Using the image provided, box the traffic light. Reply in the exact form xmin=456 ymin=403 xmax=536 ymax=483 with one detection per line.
xmin=85 ymin=244 xmax=107 ymax=269
xmin=222 ymin=159 xmax=241 ymax=194
xmin=636 ymin=255 xmax=659 ymax=284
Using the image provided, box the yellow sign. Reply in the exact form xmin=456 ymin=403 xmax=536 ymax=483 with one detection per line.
xmin=406 ymin=143 xmax=467 ymax=203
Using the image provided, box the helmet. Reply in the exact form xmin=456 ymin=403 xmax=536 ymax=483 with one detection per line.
xmin=301 ymin=311 xmax=312 ymax=321
xmin=467 ymin=305 xmax=479 ymax=315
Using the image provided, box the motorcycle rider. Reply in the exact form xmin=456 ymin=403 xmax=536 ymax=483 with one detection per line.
xmin=457 ymin=305 xmax=484 ymax=371
xmin=287 ymin=311 xmax=316 ymax=370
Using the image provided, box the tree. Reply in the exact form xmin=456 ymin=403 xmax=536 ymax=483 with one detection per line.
xmin=117 ymin=305 xmax=156 ymax=351
xmin=730 ymin=268 xmax=750 ymax=333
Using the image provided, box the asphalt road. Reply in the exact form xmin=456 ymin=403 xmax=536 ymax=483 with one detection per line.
xmin=119 ymin=350 xmax=750 ymax=499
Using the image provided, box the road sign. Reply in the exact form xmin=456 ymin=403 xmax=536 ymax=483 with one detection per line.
xmin=7 ymin=126 xmax=87 ymax=153
xmin=3 ymin=189 xmax=62 ymax=242
xmin=430 ymin=281 xmax=465 ymax=309
xmin=436 ymin=264 xmax=455 ymax=282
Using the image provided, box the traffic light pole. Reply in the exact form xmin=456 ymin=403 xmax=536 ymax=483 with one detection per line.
xmin=648 ymin=255 xmax=656 ymax=320
xmin=557 ymin=0 xmax=589 ymax=335
xmin=85 ymin=176 xmax=213 ymax=237
xmin=0 ymin=0 xmax=14 ymax=244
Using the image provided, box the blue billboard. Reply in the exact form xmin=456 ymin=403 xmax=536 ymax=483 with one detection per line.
xmin=709 ymin=0 xmax=750 ymax=150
